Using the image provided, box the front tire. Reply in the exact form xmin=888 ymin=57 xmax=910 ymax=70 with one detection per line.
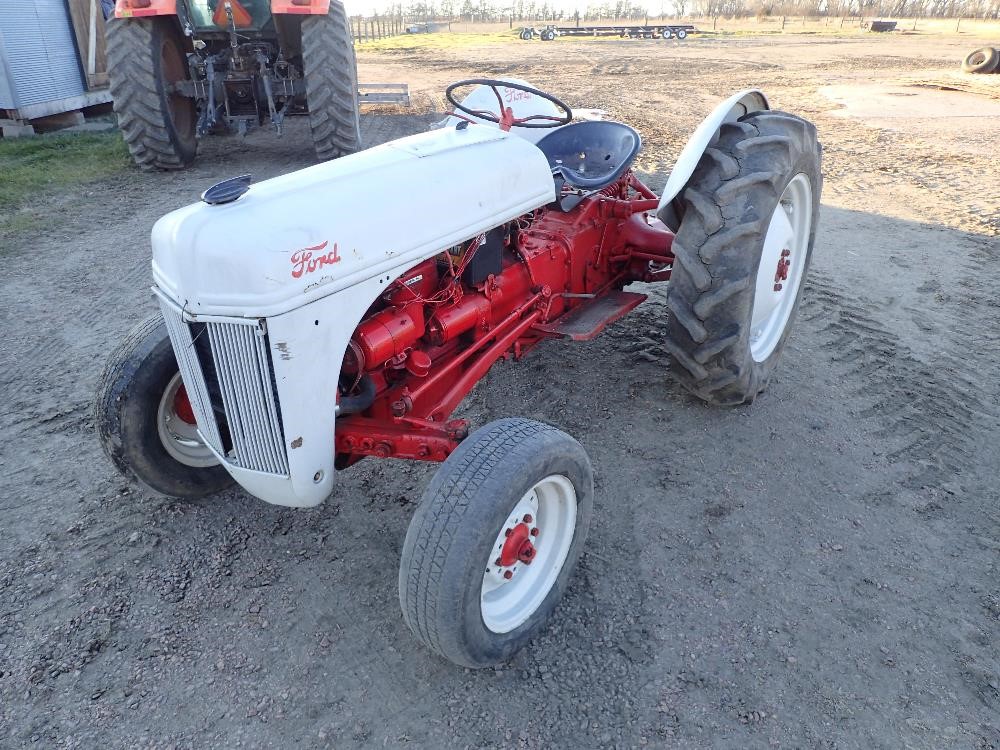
xmin=302 ymin=1 xmax=363 ymax=161
xmin=663 ymin=111 xmax=822 ymax=405
xmin=106 ymin=17 xmax=197 ymax=171
xmin=96 ymin=316 xmax=234 ymax=499
xmin=398 ymin=418 xmax=594 ymax=667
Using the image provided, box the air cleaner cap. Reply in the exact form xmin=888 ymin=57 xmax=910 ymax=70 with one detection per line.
xmin=201 ymin=174 xmax=252 ymax=205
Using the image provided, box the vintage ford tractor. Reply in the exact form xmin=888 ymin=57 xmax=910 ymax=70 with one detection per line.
xmin=97 ymin=80 xmax=822 ymax=667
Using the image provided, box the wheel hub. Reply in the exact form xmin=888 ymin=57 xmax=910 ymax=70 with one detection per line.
xmin=156 ymin=372 xmax=219 ymax=468
xmin=774 ymin=248 xmax=791 ymax=289
xmin=172 ymin=384 xmax=197 ymax=425
xmin=749 ymin=173 xmax=813 ymax=363
xmin=499 ymin=521 xmax=537 ymax=567
xmin=480 ymin=475 xmax=578 ymax=634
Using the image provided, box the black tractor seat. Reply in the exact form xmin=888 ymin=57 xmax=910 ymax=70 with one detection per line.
xmin=535 ymin=120 xmax=642 ymax=192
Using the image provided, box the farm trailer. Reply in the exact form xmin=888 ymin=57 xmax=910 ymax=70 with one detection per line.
xmin=520 ymin=23 xmax=696 ymax=41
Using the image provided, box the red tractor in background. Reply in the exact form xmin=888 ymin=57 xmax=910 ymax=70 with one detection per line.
xmin=107 ymin=0 xmax=360 ymax=169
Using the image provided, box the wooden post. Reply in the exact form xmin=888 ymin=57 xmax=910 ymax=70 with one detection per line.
xmin=87 ymin=0 xmax=97 ymax=75
xmin=955 ymin=17 xmax=961 ymax=31
xmin=781 ymin=15 xmax=786 ymax=29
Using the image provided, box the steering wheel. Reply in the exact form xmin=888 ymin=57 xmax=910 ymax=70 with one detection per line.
xmin=445 ymin=79 xmax=573 ymax=131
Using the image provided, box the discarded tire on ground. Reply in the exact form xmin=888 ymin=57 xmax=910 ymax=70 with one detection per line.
xmin=961 ymin=46 xmax=1000 ymax=74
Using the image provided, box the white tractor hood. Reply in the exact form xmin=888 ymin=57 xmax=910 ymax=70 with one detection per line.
xmin=151 ymin=125 xmax=557 ymax=319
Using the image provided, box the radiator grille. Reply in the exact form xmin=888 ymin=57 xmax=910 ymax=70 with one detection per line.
xmin=158 ymin=298 xmax=289 ymax=476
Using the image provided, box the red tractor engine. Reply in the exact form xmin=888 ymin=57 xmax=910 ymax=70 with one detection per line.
xmin=335 ymin=172 xmax=673 ymax=465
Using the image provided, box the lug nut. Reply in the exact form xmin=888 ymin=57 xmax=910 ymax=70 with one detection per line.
xmin=530 ymin=528 xmax=539 ymax=537
xmin=503 ymin=570 xmax=513 ymax=580
xmin=522 ymin=514 xmax=533 ymax=523
xmin=495 ymin=558 xmax=502 ymax=566
xmin=774 ymin=283 xmax=783 ymax=291
xmin=781 ymin=249 xmax=791 ymax=257
xmin=504 ymin=529 xmax=512 ymax=537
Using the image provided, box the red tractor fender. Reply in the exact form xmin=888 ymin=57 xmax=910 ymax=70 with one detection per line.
xmin=114 ymin=0 xmax=177 ymax=18
xmin=271 ymin=0 xmax=331 ymax=14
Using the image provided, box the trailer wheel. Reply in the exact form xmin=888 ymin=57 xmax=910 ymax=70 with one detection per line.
xmin=541 ymin=29 xmax=556 ymax=41
xmin=106 ymin=17 xmax=197 ymax=171
xmin=961 ymin=47 xmax=999 ymax=74
xmin=662 ymin=28 xmax=673 ymax=39
xmin=676 ymin=28 xmax=688 ymax=39
xmin=96 ymin=315 xmax=234 ymax=499
xmin=663 ymin=111 xmax=822 ymax=405
xmin=398 ymin=418 xmax=593 ymax=667
xmin=302 ymin=0 xmax=362 ymax=161
xmin=520 ymin=29 xmax=532 ymax=40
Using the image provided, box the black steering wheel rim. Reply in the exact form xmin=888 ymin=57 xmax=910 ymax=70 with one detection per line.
xmin=445 ymin=79 xmax=573 ymax=129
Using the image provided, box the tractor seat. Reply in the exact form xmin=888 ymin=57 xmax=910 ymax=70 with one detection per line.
xmin=535 ymin=120 xmax=642 ymax=191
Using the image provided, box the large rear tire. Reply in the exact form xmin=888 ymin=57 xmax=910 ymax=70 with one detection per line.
xmin=302 ymin=1 xmax=362 ymax=161
xmin=399 ymin=418 xmax=593 ymax=667
xmin=663 ymin=111 xmax=822 ymax=405
xmin=106 ymin=17 xmax=197 ymax=171
xmin=96 ymin=315 xmax=234 ymax=499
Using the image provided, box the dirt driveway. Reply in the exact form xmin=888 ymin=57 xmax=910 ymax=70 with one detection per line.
xmin=1 ymin=32 xmax=998 ymax=749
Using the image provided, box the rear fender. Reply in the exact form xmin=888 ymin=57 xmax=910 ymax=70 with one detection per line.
xmin=271 ymin=0 xmax=331 ymax=14
xmin=656 ymin=89 xmax=770 ymax=228
xmin=115 ymin=0 xmax=177 ymax=18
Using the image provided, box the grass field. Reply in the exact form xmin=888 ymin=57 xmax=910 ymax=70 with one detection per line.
xmin=0 ymin=131 xmax=130 ymax=239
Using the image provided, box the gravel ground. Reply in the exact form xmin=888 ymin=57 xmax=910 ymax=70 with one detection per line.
xmin=1 ymin=33 xmax=998 ymax=749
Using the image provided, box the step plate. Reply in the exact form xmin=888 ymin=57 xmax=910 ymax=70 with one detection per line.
xmin=533 ymin=291 xmax=647 ymax=341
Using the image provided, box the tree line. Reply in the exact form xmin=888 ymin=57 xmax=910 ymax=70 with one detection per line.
xmin=374 ymin=0 xmax=1000 ymax=19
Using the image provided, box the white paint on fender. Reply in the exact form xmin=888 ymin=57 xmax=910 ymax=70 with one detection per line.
xmin=656 ymin=89 xmax=770 ymax=223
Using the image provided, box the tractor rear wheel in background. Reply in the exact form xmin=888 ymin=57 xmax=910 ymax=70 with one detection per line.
xmin=302 ymin=1 xmax=362 ymax=161
xmin=106 ymin=17 xmax=197 ymax=171
xmin=664 ymin=111 xmax=822 ymax=405
xmin=961 ymin=47 xmax=999 ymax=74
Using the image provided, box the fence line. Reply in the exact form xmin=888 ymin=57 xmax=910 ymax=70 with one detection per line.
xmin=351 ymin=15 xmax=409 ymax=43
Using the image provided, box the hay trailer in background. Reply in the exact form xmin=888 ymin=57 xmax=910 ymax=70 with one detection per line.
xmin=520 ymin=22 xmax=696 ymax=41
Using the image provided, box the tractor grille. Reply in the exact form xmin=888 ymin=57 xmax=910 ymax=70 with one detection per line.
xmin=158 ymin=297 xmax=289 ymax=476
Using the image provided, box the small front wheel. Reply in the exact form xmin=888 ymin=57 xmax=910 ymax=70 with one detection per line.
xmin=398 ymin=418 xmax=593 ymax=667
xmin=95 ymin=315 xmax=234 ymax=499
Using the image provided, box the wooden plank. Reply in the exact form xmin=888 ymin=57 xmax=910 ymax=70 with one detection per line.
xmin=66 ymin=0 xmax=108 ymax=89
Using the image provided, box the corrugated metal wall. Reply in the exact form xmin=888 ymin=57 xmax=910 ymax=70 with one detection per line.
xmin=0 ymin=1 xmax=86 ymax=110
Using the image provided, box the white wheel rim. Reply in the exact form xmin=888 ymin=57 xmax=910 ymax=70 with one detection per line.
xmin=156 ymin=372 xmax=219 ymax=468
xmin=749 ymin=172 xmax=812 ymax=363
xmin=480 ymin=474 xmax=577 ymax=634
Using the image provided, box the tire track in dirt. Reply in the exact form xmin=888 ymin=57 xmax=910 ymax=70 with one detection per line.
xmin=802 ymin=270 xmax=998 ymax=493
